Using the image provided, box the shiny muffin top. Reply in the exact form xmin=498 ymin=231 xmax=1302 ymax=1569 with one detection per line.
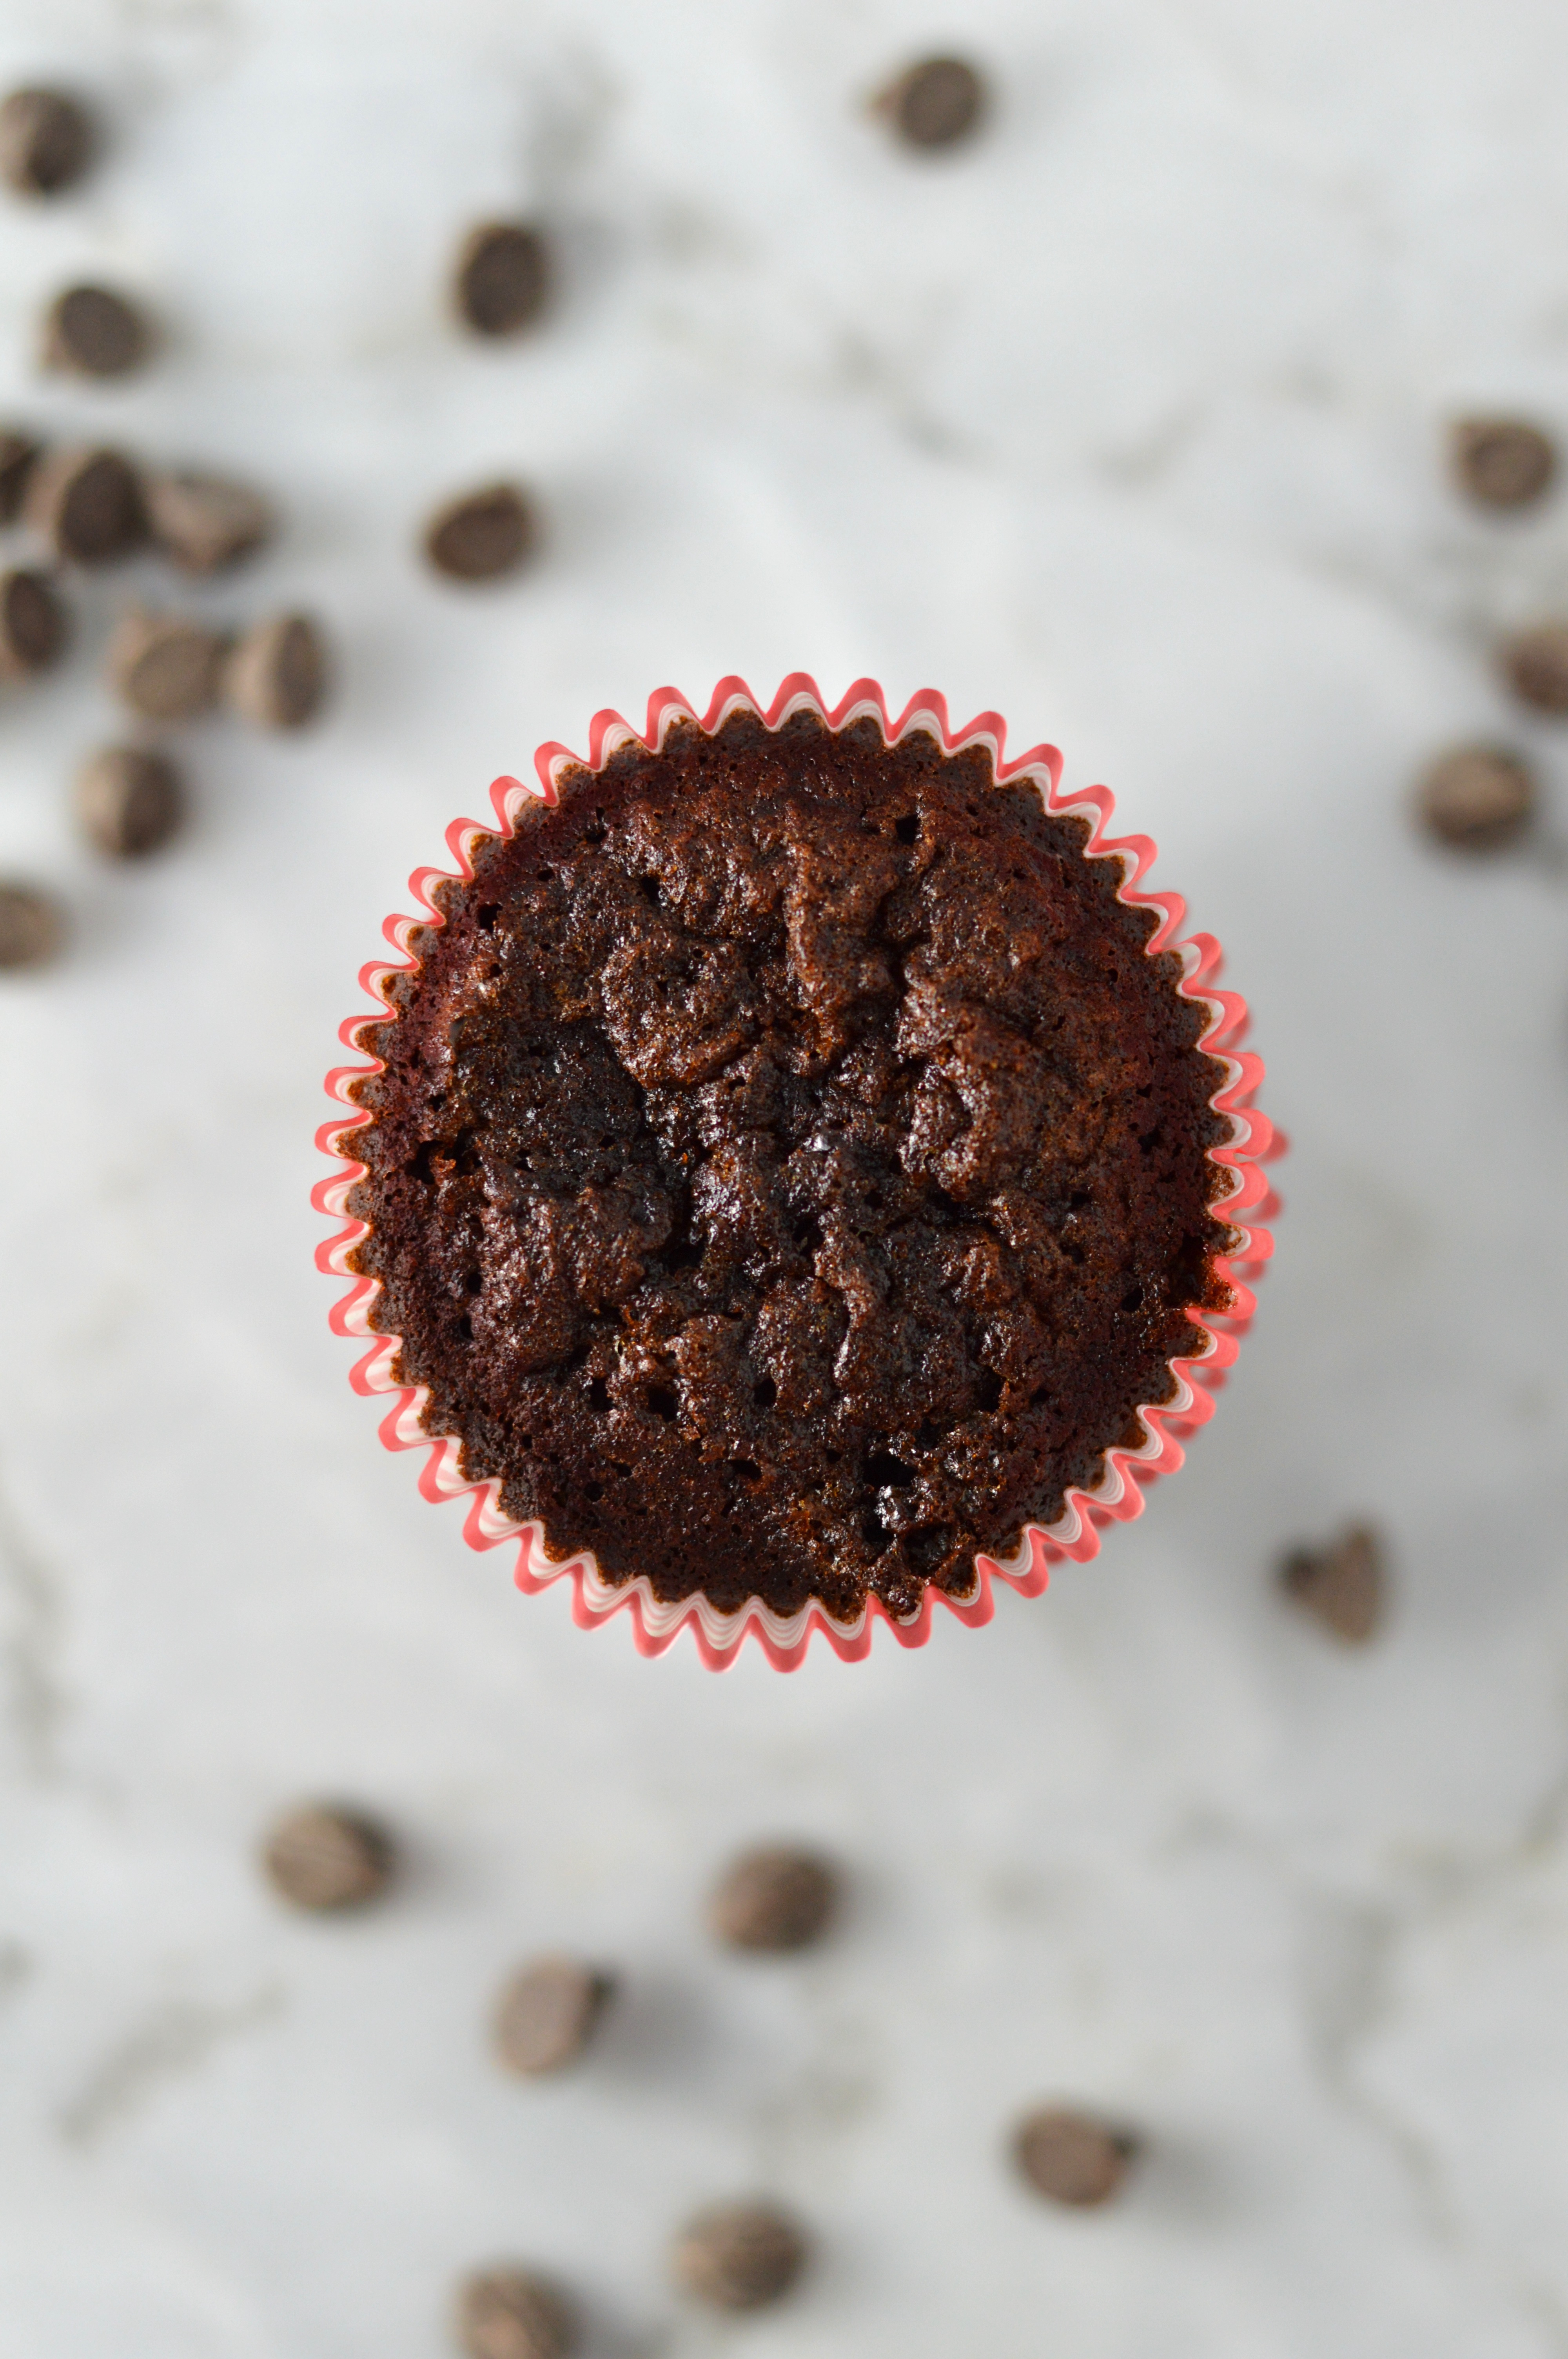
xmin=343 ymin=708 xmax=1233 ymax=1624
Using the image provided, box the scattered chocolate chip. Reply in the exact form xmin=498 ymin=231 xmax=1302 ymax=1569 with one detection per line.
xmin=1450 ymin=417 xmax=1556 ymax=513
xmin=670 ymin=2202 xmax=807 ymax=2313
xmin=0 ymin=568 xmax=67 ymax=678
xmin=0 ymin=87 xmax=93 ymax=197
xmin=261 ymin=1803 xmax=395 ymax=1911
xmin=455 ymin=2266 xmax=576 ymax=2359
xmin=76 ymin=746 xmax=183 ymax=858
xmin=455 ymin=221 xmax=550 ymax=338
xmin=24 ymin=446 xmax=145 ymax=565
xmin=0 ymin=428 xmax=42 ymax=522
xmin=44 ymin=283 xmax=152 ymax=379
xmin=494 ymin=1956 xmax=614 ymax=2077
xmin=1415 ymin=744 xmax=1535 ymax=851
xmin=145 ymin=471 xmax=274 ymax=574
xmin=424 ymin=483 xmax=533 ymax=583
xmin=710 ymin=1845 xmax=838 ymax=1952
xmin=108 ymin=609 xmax=227 ymax=723
xmin=0 ymin=880 xmax=65 ymax=970
xmin=1279 ymin=1522 xmax=1385 ymax=1644
xmin=1015 ymin=2106 xmax=1140 ymax=2207
xmin=875 ymin=55 xmax=987 ymax=149
xmin=1500 ymin=620 xmax=1568 ymax=714
xmin=224 ymin=612 xmax=327 ymax=729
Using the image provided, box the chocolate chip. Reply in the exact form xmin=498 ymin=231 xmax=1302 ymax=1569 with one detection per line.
xmin=76 ymin=746 xmax=183 ymax=858
xmin=224 ymin=612 xmax=328 ymax=729
xmin=1015 ymin=2106 xmax=1140 ymax=2206
xmin=24 ymin=446 xmax=145 ymax=565
xmin=876 ymin=56 xmax=987 ymax=149
xmin=494 ymin=1956 xmax=614 ymax=2077
xmin=710 ymin=1845 xmax=838 ymax=1952
xmin=455 ymin=2266 xmax=576 ymax=2359
xmin=670 ymin=2202 xmax=807 ymax=2312
xmin=455 ymin=222 xmax=550 ymax=338
xmin=145 ymin=471 xmax=274 ymax=574
xmin=44 ymin=284 xmax=152 ymax=379
xmin=0 ymin=568 xmax=67 ymax=678
xmin=108 ymin=609 xmax=227 ymax=723
xmin=0 ymin=880 xmax=65 ymax=970
xmin=1280 ymin=1523 xmax=1384 ymax=1643
xmin=261 ymin=1803 xmax=395 ymax=1911
xmin=424 ymin=483 xmax=533 ymax=583
xmin=1500 ymin=621 xmax=1568 ymax=714
xmin=0 ymin=428 xmax=42 ymax=523
xmin=0 ymin=87 xmax=93 ymax=196
xmin=1450 ymin=417 xmax=1556 ymax=513
xmin=1415 ymin=744 xmax=1535 ymax=851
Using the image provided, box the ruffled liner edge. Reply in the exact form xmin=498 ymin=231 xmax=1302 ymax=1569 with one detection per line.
xmin=313 ymin=673 xmax=1281 ymax=1671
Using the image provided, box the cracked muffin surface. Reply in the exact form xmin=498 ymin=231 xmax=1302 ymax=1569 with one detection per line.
xmin=342 ymin=708 xmax=1234 ymax=1623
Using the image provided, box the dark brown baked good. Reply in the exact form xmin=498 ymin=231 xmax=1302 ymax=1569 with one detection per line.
xmin=342 ymin=709 xmax=1234 ymax=1626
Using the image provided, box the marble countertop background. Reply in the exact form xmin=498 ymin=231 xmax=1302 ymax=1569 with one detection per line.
xmin=2 ymin=1 xmax=1567 ymax=2353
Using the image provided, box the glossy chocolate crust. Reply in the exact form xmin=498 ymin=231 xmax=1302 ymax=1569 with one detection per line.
xmin=343 ymin=710 xmax=1233 ymax=1623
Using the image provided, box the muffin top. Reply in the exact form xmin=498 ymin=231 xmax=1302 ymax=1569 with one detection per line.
xmin=343 ymin=708 xmax=1234 ymax=1626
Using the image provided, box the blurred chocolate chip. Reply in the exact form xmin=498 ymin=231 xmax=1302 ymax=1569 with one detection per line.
xmin=670 ymin=2202 xmax=807 ymax=2313
xmin=1500 ymin=620 xmax=1568 ymax=714
xmin=76 ymin=746 xmax=183 ymax=858
xmin=424 ymin=483 xmax=533 ymax=582
xmin=455 ymin=221 xmax=550 ymax=338
xmin=0 ymin=428 xmax=43 ymax=522
xmin=108 ymin=609 xmax=227 ymax=723
xmin=710 ymin=1844 xmax=838 ymax=1952
xmin=0 ymin=568 xmax=67 ymax=677
xmin=145 ymin=471 xmax=274 ymax=574
xmin=262 ymin=1803 xmax=395 ymax=1911
xmin=44 ymin=283 xmax=152 ymax=379
xmin=24 ymin=446 xmax=145 ymax=565
xmin=0 ymin=880 xmax=65 ymax=970
xmin=494 ymin=1956 xmax=614 ymax=2077
xmin=455 ymin=2266 xmax=576 ymax=2359
xmin=225 ymin=612 xmax=327 ymax=729
xmin=0 ymin=87 xmax=93 ymax=196
xmin=876 ymin=55 xmax=986 ymax=149
xmin=1450 ymin=417 xmax=1556 ymax=513
xmin=1279 ymin=1523 xmax=1385 ymax=1644
xmin=1015 ymin=2106 xmax=1140 ymax=2206
xmin=1415 ymin=744 xmax=1535 ymax=852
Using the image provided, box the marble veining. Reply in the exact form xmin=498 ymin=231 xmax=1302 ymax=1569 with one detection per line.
xmin=1 ymin=2 xmax=1567 ymax=2354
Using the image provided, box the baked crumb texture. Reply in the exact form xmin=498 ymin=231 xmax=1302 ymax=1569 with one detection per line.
xmin=318 ymin=678 xmax=1276 ymax=1667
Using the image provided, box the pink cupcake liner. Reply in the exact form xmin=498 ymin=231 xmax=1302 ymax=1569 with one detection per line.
xmin=314 ymin=674 xmax=1280 ymax=1672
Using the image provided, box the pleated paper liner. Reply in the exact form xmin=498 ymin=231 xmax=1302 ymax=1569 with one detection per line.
xmin=315 ymin=674 xmax=1280 ymax=1670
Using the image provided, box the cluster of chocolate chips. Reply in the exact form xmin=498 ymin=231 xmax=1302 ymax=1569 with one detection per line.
xmin=418 ymin=222 xmax=548 ymax=587
xmin=0 ymin=84 xmax=331 ymax=975
xmin=0 ymin=86 xmax=156 ymax=378
xmin=3 ymin=49 xmax=997 ymax=965
xmin=260 ymin=1808 xmax=1128 ymax=2346
xmin=419 ymin=52 xmax=989 ymax=591
xmin=1414 ymin=416 xmax=1563 ymax=854
xmin=0 ymin=423 xmax=328 ymax=967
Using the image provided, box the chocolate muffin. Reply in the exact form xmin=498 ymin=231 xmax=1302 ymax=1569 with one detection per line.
xmin=340 ymin=709 xmax=1235 ymax=1627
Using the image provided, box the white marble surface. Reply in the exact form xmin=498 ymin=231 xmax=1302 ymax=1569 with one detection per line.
xmin=2 ymin=1 xmax=1568 ymax=2353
